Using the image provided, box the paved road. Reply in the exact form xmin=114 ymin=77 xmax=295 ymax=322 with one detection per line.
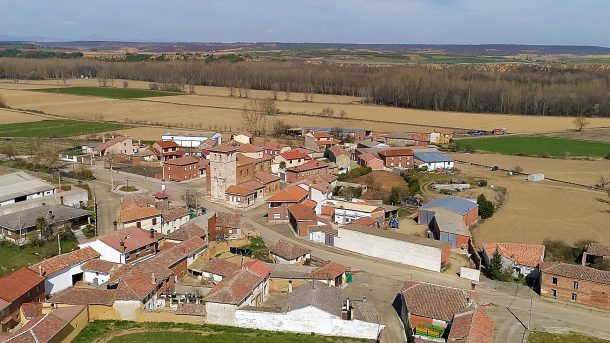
xmin=89 ymin=167 xmax=610 ymax=342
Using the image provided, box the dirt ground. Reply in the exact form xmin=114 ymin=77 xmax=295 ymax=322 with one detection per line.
xmin=451 ymin=152 xmax=610 ymax=186
xmin=0 ymin=108 xmax=44 ymax=124
xmin=356 ymin=171 xmax=408 ymax=193
xmin=545 ymin=127 xmax=610 ymax=143
xmin=457 ymin=163 xmax=610 ymax=246
xmin=3 ymin=79 xmax=610 ymax=134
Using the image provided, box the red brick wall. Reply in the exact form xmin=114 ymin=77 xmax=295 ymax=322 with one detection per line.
xmin=171 ymin=259 xmax=188 ymax=280
xmin=268 ymin=203 xmax=289 ymax=222
xmin=164 ymin=163 xmax=199 ymax=181
xmin=456 ymin=235 xmax=471 ymax=249
xmin=463 ymin=208 xmax=479 ymax=227
xmin=286 ymin=167 xmax=329 ymax=183
xmin=365 ymin=159 xmax=384 ymax=171
xmin=296 ymin=221 xmax=315 ymax=237
xmin=441 ymin=244 xmax=451 ymax=267
xmin=381 ymin=155 xmax=414 ymax=168
xmin=208 ymin=214 xmax=218 ymax=241
xmin=237 ymin=163 xmax=256 ymax=183
xmin=541 ymin=272 xmax=610 ymax=310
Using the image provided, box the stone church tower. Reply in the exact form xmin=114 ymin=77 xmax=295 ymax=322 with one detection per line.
xmin=207 ymin=145 xmax=237 ymax=200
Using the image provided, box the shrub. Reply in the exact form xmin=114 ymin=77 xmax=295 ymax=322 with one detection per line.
xmin=477 ymin=194 xmax=494 ymax=219
xmin=337 ymin=167 xmax=372 ymax=181
xmin=477 ymin=179 xmax=488 ymax=187
xmin=606 ymin=152 xmax=610 ymax=160
xmin=0 ymin=93 xmax=6 ymax=108
xmin=543 ymin=239 xmax=582 ymax=264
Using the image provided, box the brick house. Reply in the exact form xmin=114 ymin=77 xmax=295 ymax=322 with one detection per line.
xmin=378 ymin=148 xmax=414 ymax=170
xmin=266 ymin=186 xmax=310 ymax=222
xmin=285 ymin=160 xmax=329 ymax=184
xmin=260 ymin=141 xmax=290 ymax=156
xmin=539 ymin=262 xmax=610 ymax=310
xmin=208 ymin=211 xmax=244 ymax=241
xmin=152 ymin=140 xmax=184 ymax=162
xmin=92 ymin=135 xmax=138 ymax=156
xmin=0 ymin=268 xmax=45 ymax=331
xmin=357 ymin=152 xmax=384 ymax=171
xmin=288 ymin=203 xmax=321 ymax=236
xmin=162 ymin=156 xmax=205 ymax=181
xmin=255 ymin=172 xmax=281 ymax=195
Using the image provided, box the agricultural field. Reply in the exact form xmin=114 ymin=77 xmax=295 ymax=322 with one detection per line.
xmin=73 ymin=320 xmax=368 ymax=343
xmin=545 ymin=128 xmax=610 ymax=144
xmin=451 ymin=153 xmax=610 ymax=186
xmin=3 ymin=79 xmax=610 ymax=135
xmin=455 ymin=136 xmax=610 ymax=158
xmin=457 ymin=163 xmax=610 ymax=246
xmin=528 ymin=331 xmax=610 ymax=343
xmin=35 ymin=86 xmax=178 ymax=99
xmin=0 ymin=109 xmax=44 ymax=124
xmin=0 ymin=119 xmax=126 ymax=138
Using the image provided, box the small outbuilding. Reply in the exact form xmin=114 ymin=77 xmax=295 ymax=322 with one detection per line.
xmin=527 ymin=173 xmax=544 ymax=182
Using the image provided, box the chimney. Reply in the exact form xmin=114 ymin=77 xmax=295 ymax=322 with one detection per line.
xmin=151 ymin=273 xmax=156 ymax=284
xmin=341 ymin=298 xmax=352 ymax=320
xmin=288 ymin=280 xmax=293 ymax=293
xmin=471 ymin=282 xmax=477 ymax=291
xmin=113 ymin=221 xmax=118 ymax=231
xmin=149 ymin=228 xmax=155 ymax=239
xmin=103 ymin=136 xmax=106 ymax=143
xmin=38 ymin=265 xmax=43 ymax=276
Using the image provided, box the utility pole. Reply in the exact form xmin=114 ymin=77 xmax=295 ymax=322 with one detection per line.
xmin=110 ymin=159 xmax=114 ymax=190
xmin=93 ymin=185 xmax=99 ymax=236
xmin=57 ymin=232 xmax=61 ymax=254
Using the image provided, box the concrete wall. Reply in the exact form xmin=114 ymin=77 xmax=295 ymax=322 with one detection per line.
xmin=84 ymin=271 xmax=111 ymax=286
xmin=205 ymin=302 xmax=237 ymax=325
xmin=334 ymin=228 xmax=443 ymax=272
xmin=45 ymin=264 xmax=85 ymax=295
xmin=113 ymin=301 xmax=142 ymax=321
xmin=79 ymin=240 xmax=122 ymax=264
xmin=236 ymin=306 xmax=382 ymax=340
xmin=160 ymin=215 xmax=190 ymax=235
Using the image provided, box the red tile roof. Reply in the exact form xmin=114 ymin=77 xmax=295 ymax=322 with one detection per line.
xmin=155 ymin=140 xmax=179 ymax=149
xmin=4 ymin=305 xmax=85 ymax=343
xmin=301 ymin=199 xmax=317 ymax=210
xmin=310 ymin=261 xmax=346 ymax=279
xmin=0 ymin=268 xmax=45 ymax=302
xmin=153 ymin=236 xmax=206 ymax=269
xmin=205 ymin=269 xmax=265 ymax=305
xmin=447 ymin=307 xmax=495 ymax=343
xmin=288 ymin=203 xmax=318 ymax=221
xmin=93 ymin=136 xmax=128 ymax=152
xmin=262 ymin=141 xmax=288 ymax=151
xmin=256 ymin=172 xmax=280 ymax=184
xmin=208 ymin=144 xmax=237 ymax=153
xmin=225 ymin=185 xmax=257 ymax=196
xmin=266 ymin=186 xmax=309 ymax=203
xmin=243 ymin=260 xmax=271 ymax=278
xmin=163 ymin=156 xmax=199 ymax=166
xmin=270 ymin=240 xmax=311 ymax=261
xmin=280 ymin=151 xmax=311 ymax=161
xmin=329 ymin=145 xmax=347 ymax=156
xmin=198 ymin=259 xmax=241 ymax=277
xmin=119 ymin=206 xmax=161 ymax=223
xmin=378 ymin=149 xmax=414 ymax=157
xmin=287 ymin=160 xmax=329 ymax=173
xmin=162 ymin=207 xmax=189 ymax=222
xmin=96 ymin=226 xmax=157 ymax=253
xmin=311 ymin=131 xmax=333 ymax=139
xmin=240 ymin=180 xmax=265 ymax=191
xmin=30 ymin=247 xmax=100 ymax=276
xmin=586 ymin=243 xmax=610 ymax=257
xmin=358 ymin=152 xmax=380 ymax=162
xmin=167 ymin=223 xmax=207 ymax=242
xmin=482 ymin=242 xmax=545 ymax=268
xmin=153 ymin=192 xmax=169 ymax=200
xmin=540 ymin=262 xmax=610 ymax=285
xmin=80 ymin=259 xmax=118 ymax=274
xmin=216 ymin=211 xmax=242 ymax=229
xmin=20 ymin=302 xmax=42 ymax=319
xmin=401 ymin=281 xmax=473 ymax=322
xmin=49 ymin=288 xmax=117 ymax=306
xmin=237 ymin=144 xmax=264 ymax=153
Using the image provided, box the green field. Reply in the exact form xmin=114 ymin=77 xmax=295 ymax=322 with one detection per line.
xmin=0 ymin=119 xmax=126 ymax=137
xmin=35 ymin=86 xmax=178 ymax=99
xmin=74 ymin=321 xmax=368 ymax=343
xmin=0 ymin=236 xmax=79 ymax=276
xmin=528 ymin=331 xmax=610 ymax=343
xmin=455 ymin=136 xmax=610 ymax=157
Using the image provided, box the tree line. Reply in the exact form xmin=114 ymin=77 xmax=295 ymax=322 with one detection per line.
xmin=1 ymin=57 xmax=610 ymax=117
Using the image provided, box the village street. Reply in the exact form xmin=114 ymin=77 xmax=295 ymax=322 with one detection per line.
xmin=88 ymin=166 xmax=610 ymax=342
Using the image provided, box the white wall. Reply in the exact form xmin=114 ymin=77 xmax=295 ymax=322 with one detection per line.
xmin=206 ymin=302 xmax=238 ymax=325
xmin=79 ymin=240 xmax=123 ymax=264
xmin=236 ymin=306 xmax=382 ymax=340
xmin=334 ymin=228 xmax=443 ymax=272
xmin=334 ymin=208 xmax=372 ymax=225
xmin=44 ymin=264 xmax=85 ymax=295
xmin=113 ymin=300 xmax=142 ymax=321
xmin=274 ymin=253 xmax=310 ymax=265
xmin=160 ymin=215 xmax=190 ymax=235
xmin=201 ymin=271 xmax=224 ymax=283
xmin=84 ymin=270 xmax=111 ymax=286
xmin=421 ymin=161 xmax=455 ymax=170
xmin=122 ymin=216 xmax=161 ymax=232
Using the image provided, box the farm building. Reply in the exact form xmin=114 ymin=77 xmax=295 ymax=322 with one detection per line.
xmin=414 ymin=151 xmax=455 ymax=170
xmin=418 ymin=197 xmax=479 ymax=227
xmin=482 ymin=242 xmax=545 ymax=278
xmin=270 ymin=240 xmax=311 ymax=264
xmin=308 ymin=225 xmax=338 ymax=246
xmin=378 ymin=149 xmax=414 ymax=170
xmin=582 ymin=243 xmax=610 ymax=266
xmin=235 ymin=282 xmax=382 ymax=340
xmin=162 ymin=131 xmax=221 ymax=148
xmin=29 ymin=247 xmax=100 ymax=295
xmin=92 ymin=135 xmax=138 ymax=156
xmin=539 ymin=262 xmax=610 ymax=310
xmin=382 ymin=132 xmax=416 ymax=147
xmin=527 ymin=173 xmax=545 ymax=182
xmin=430 ymin=208 xmax=472 ymax=249
xmin=334 ymin=224 xmax=450 ymax=272
xmin=231 ymin=132 xmax=253 ymax=145
xmin=0 ymin=172 xmax=56 ymax=207
xmin=429 ymin=130 xmax=453 ymax=144
xmin=327 ymin=201 xmax=385 ymax=225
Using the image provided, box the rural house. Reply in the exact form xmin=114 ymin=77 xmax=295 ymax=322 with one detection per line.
xmin=235 ymin=282 xmax=383 ymax=340
xmin=288 ymin=203 xmax=326 ymax=237
xmin=270 ymin=239 xmax=312 ymax=264
xmin=429 ymin=130 xmax=453 ymax=144
xmin=231 ymin=132 xmax=253 ymax=145
xmin=378 ymin=148 xmax=414 ymax=170
xmin=327 ymin=200 xmax=385 ymax=225
xmin=272 ymin=150 xmax=311 ymax=174
xmin=189 ymin=258 xmax=241 ymax=283
xmin=539 ymin=262 xmax=610 ymax=310
xmin=208 ymin=211 xmax=244 ymax=241
xmin=162 ymin=156 xmax=206 ymax=181
xmin=166 ymin=222 xmax=208 ymax=243
xmin=285 ymin=160 xmax=330 ymax=184
xmin=160 ymin=207 xmax=190 ymax=235
xmin=303 ymin=131 xmax=340 ymax=152
xmin=266 ymin=186 xmax=310 ymax=222
xmin=119 ymin=205 xmax=162 ymax=231
xmin=260 ymin=141 xmax=290 ymax=156
xmin=255 ymin=172 xmax=281 ymax=195
xmin=328 ymin=145 xmax=351 ymax=173
xmin=482 ymin=242 xmax=545 ymax=278
xmin=414 ymin=151 xmax=455 ymax=170
xmin=382 ymin=132 xmax=416 ymax=147
xmin=152 ymin=140 xmax=184 ymax=162
xmin=29 ymin=247 xmax=100 ymax=295
xmin=78 ymin=226 xmax=160 ymax=264
xmin=357 ymin=152 xmax=384 ymax=170
xmin=0 ymin=268 xmax=45 ymax=331
xmin=92 ymin=135 xmax=137 ymax=156
xmin=81 ymin=259 xmax=119 ymax=287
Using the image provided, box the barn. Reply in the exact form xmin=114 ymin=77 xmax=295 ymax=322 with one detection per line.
xmin=430 ymin=208 xmax=472 ymax=249
xmin=418 ymin=197 xmax=479 ymax=227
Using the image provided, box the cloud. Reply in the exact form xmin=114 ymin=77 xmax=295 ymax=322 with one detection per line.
xmin=62 ymin=20 xmax=78 ymax=25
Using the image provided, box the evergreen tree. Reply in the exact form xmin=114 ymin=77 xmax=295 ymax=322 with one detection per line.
xmin=489 ymin=249 xmax=505 ymax=281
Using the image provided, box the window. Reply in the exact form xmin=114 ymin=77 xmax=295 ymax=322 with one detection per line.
xmin=571 ymin=293 xmax=577 ymax=301
xmin=552 ymin=277 xmax=558 ymax=285
xmin=152 ymin=218 xmax=157 ymax=225
xmin=273 ymin=213 xmax=281 ymax=219
xmin=137 ymin=221 xmax=142 ymax=228
xmin=573 ymin=281 xmax=579 ymax=290
xmin=551 ymin=289 xmax=557 ymax=298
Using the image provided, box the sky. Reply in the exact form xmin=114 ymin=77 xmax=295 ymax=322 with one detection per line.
xmin=0 ymin=0 xmax=608 ymax=46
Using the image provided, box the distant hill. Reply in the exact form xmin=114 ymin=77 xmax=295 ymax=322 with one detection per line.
xmin=4 ymin=41 xmax=610 ymax=55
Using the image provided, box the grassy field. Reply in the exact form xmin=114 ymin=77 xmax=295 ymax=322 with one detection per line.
xmin=0 ymin=237 xmax=79 ymax=276
xmin=35 ymin=86 xmax=179 ymax=99
xmin=0 ymin=119 xmax=126 ymax=137
xmin=528 ymin=331 xmax=610 ymax=343
xmin=73 ymin=320 xmax=369 ymax=343
xmin=456 ymin=136 xmax=610 ymax=158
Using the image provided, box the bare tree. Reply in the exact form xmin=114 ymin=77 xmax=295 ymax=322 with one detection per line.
xmin=122 ymin=80 xmax=129 ymax=88
xmin=512 ymin=166 xmax=523 ymax=174
xmin=0 ymin=93 xmax=6 ymax=108
xmin=272 ymin=120 xmax=291 ymax=136
xmin=573 ymin=116 xmax=590 ymax=132
xmin=241 ymin=100 xmax=267 ymax=135
xmin=284 ymin=91 xmax=291 ymax=101
xmin=0 ymin=143 xmax=17 ymax=160
xmin=259 ymin=98 xmax=278 ymax=116
xmin=339 ymin=110 xmax=348 ymax=119
xmin=229 ymin=87 xmax=235 ymax=97
xmin=598 ymin=176 xmax=610 ymax=189
xmin=321 ymin=107 xmax=335 ymax=117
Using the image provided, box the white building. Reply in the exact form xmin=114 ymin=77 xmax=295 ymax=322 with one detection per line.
xmin=0 ymin=186 xmax=88 ymax=217
xmin=231 ymin=132 xmax=253 ymax=145
xmin=160 ymin=207 xmax=190 ymax=235
xmin=119 ymin=206 xmax=162 ymax=232
xmin=328 ymin=201 xmax=384 ymax=225
xmin=0 ymin=172 xmax=56 ymax=207
xmin=334 ymin=224 xmax=450 ymax=272
xmin=82 ymin=259 xmax=118 ymax=287
xmin=29 ymin=247 xmax=100 ymax=295
xmin=78 ymin=226 xmax=159 ymax=264
xmin=235 ymin=283 xmax=383 ymax=341
xmin=414 ymin=151 xmax=455 ymax=170
xmin=296 ymin=181 xmax=332 ymax=215
xmin=162 ymin=132 xmax=221 ymax=148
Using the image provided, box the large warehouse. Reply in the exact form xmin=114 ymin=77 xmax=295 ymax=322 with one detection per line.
xmin=334 ymin=224 xmax=450 ymax=272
